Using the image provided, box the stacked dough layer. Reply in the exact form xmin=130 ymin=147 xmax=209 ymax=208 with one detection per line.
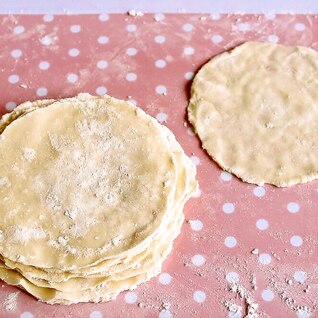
xmin=0 ymin=94 xmax=197 ymax=304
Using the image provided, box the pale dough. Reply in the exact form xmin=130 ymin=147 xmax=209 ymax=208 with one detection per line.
xmin=188 ymin=41 xmax=318 ymax=187
xmin=0 ymin=94 xmax=197 ymax=304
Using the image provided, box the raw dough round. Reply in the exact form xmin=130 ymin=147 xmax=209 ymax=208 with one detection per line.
xmin=0 ymin=94 xmax=197 ymax=304
xmin=188 ymin=41 xmax=318 ymax=187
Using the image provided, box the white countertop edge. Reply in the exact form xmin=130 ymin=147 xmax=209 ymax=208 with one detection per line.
xmin=0 ymin=0 xmax=318 ymax=14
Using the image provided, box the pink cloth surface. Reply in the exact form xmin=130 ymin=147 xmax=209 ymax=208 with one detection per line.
xmin=0 ymin=13 xmax=317 ymax=318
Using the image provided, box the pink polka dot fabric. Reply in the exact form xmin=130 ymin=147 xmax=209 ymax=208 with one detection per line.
xmin=0 ymin=13 xmax=318 ymax=318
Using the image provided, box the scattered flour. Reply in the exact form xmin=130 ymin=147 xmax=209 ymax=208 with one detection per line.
xmin=128 ymin=9 xmax=144 ymax=16
xmin=295 ymin=306 xmax=311 ymax=317
xmin=33 ymin=118 xmax=129 ymax=253
xmin=251 ymin=248 xmax=259 ymax=255
xmin=64 ymin=208 xmax=79 ymax=219
xmin=3 ymin=291 xmax=20 ymax=311
xmin=57 ymin=236 xmax=69 ymax=247
xmin=0 ymin=177 xmax=9 ymax=186
xmin=68 ymin=218 xmax=97 ymax=237
xmin=66 ymin=246 xmax=77 ymax=254
xmin=22 ymin=147 xmax=36 ymax=162
xmin=5 ymin=226 xmax=46 ymax=244
xmin=227 ymin=282 xmax=260 ymax=318
xmin=225 ymin=301 xmax=243 ymax=316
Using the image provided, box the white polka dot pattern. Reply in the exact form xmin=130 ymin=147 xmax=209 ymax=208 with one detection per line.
xmin=294 ymin=271 xmax=307 ymax=283
xmin=126 ymin=24 xmax=137 ymax=32
xmin=211 ymin=35 xmax=223 ymax=43
xmin=8 ymin=74 xmax=19 ymax=84
xmin=184 ymin=72 xmax=194 ymax=80
xmin=224 ymin=236 xmax=237 ymax=248
xmin=268 ymin=34 xmax=279 ymax=43
xmin=36 ymin=87 xmax=48 ymax=96
xmin=1 ymin=13 xmax=316 ymax=317
xmin=124 ymin=291 xmax=137 ymax=304
xmin=40 ymin=35 xmax=53 ymax=46
xmin=210 ymin=13 xmax=221 ymax=20
xmin=126 ymin=73 xmax=137 ymax=81
xmin=14 ymin=25 xmax=25 ymax=34
xmin=220 ymin=171 xmax=232 ymax=181
xmin=155 ymin=35 xmax=166 ymax=44
xmin=156 ymin=112 xmax=168 ymax=123
xmin=68 ymin=48 xmax=80 ymax=57
xmin=256 ymin=219 xmax=269 ymax=230
xmin=156 ymin=85 xmax=167 ymax=95
xmin=296 ymin=309 xmax=311 ymax=318
xmin=290 ymin=235 xmax=303 ymax=247
xmin=183 ymin=47 xmax=195 ymax=55
xmin=90 ymin=311 xmax=103 ymax=318
xmin=287 ymin=202 xmax=300 ymax=213
xmin=259 ymin=253 xmax=272 ymax=265
xmin=190 ymin=156 xmax=200 ymax=166
xmin=158 ymin=273 xmax=172 ymax=285
xmin=189 ymin=219 xmax=203 ymax=231
xmin=98 ymin=36 xmax=109 ymax=44
xmin=96 ymin=86 xmax=107 ymax=95
xmin=261 ymin=289 xmax=274 ymax=302
xmin=222 ymin=203 xmax=235 ymax=214
xmin=238 ymin=23 xmax=250 ymax=31
xmin=38 ymin=61 xmax=50 ymax=70
xmin=228 ymin=311 xmax=242 ymax=318
xmin=97 ymin=60 xmax=108 ymax=69
xmin=191 ymin=254 xmax=205 ymax=266
xmin=43 ymin=14 xmax=54 ymax=22
xmin=11 ymin=49 xmax=22 ymax=58
xmin=183 ymin=23 xmax=193 ymax=32
xmin=70 ymin=25 xmax=81 ymax=33
xmin=126 ymin=48 xmax=137 ymax=56
xmin=67 ymin=73 xmax=78 ymax=83
xmin=154 ymin=13 xmax=165 ymax=21
xmin=20 ymin=313 xmax=33 ymax=318
xmin=5 ymin=101 xmax=16 ymax=111
xmin=226 ymin=272 xmax=239 ymax=283
xmin=253 ymin=186 xmax=265 ymax=197
xmin=295 ymin=23 xmax=305 ymax=31
xmin=265 ymin=12 xmax=276 ymax=20
xmin=128 ymin=99 xmax=137 ymax=105
xmin=193 ymin=290 xmax=206 ymax=303
xmin=159 ymin=310 xmax=172 ymax=318
xmin=155 ymin=59 xmax=167 ymax=68
xmin=99 ymin=14 xmax=109 ymax=21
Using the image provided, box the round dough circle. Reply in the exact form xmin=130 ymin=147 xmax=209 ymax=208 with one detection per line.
xmin=0 ymin=94 xmax=182 ymax=269
xmin=188 ymin=41 xmax=318 ymax=187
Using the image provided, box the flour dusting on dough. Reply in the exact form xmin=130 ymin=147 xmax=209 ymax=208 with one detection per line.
xmin=22 ymin=147 xmax=36 ymax=162
xmin=0 ymin=177 xmax=9 ymax=186
xmin=5 ymin=226 xmax=46 ymax=244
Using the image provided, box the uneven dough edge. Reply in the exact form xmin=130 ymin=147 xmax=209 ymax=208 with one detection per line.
xmin=188 ymin=41 xmax=318 ymax=187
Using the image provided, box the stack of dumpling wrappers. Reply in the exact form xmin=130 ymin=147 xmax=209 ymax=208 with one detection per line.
xmin=0 ymin=94 xmax=197 ymax=304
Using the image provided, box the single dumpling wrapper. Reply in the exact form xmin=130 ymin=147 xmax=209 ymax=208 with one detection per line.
xmin=188 ymin=41 xmax=318 ymax=187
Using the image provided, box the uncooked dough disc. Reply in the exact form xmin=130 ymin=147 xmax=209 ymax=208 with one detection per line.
xmin=188 ymin=41 xmax=318 ymax=187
